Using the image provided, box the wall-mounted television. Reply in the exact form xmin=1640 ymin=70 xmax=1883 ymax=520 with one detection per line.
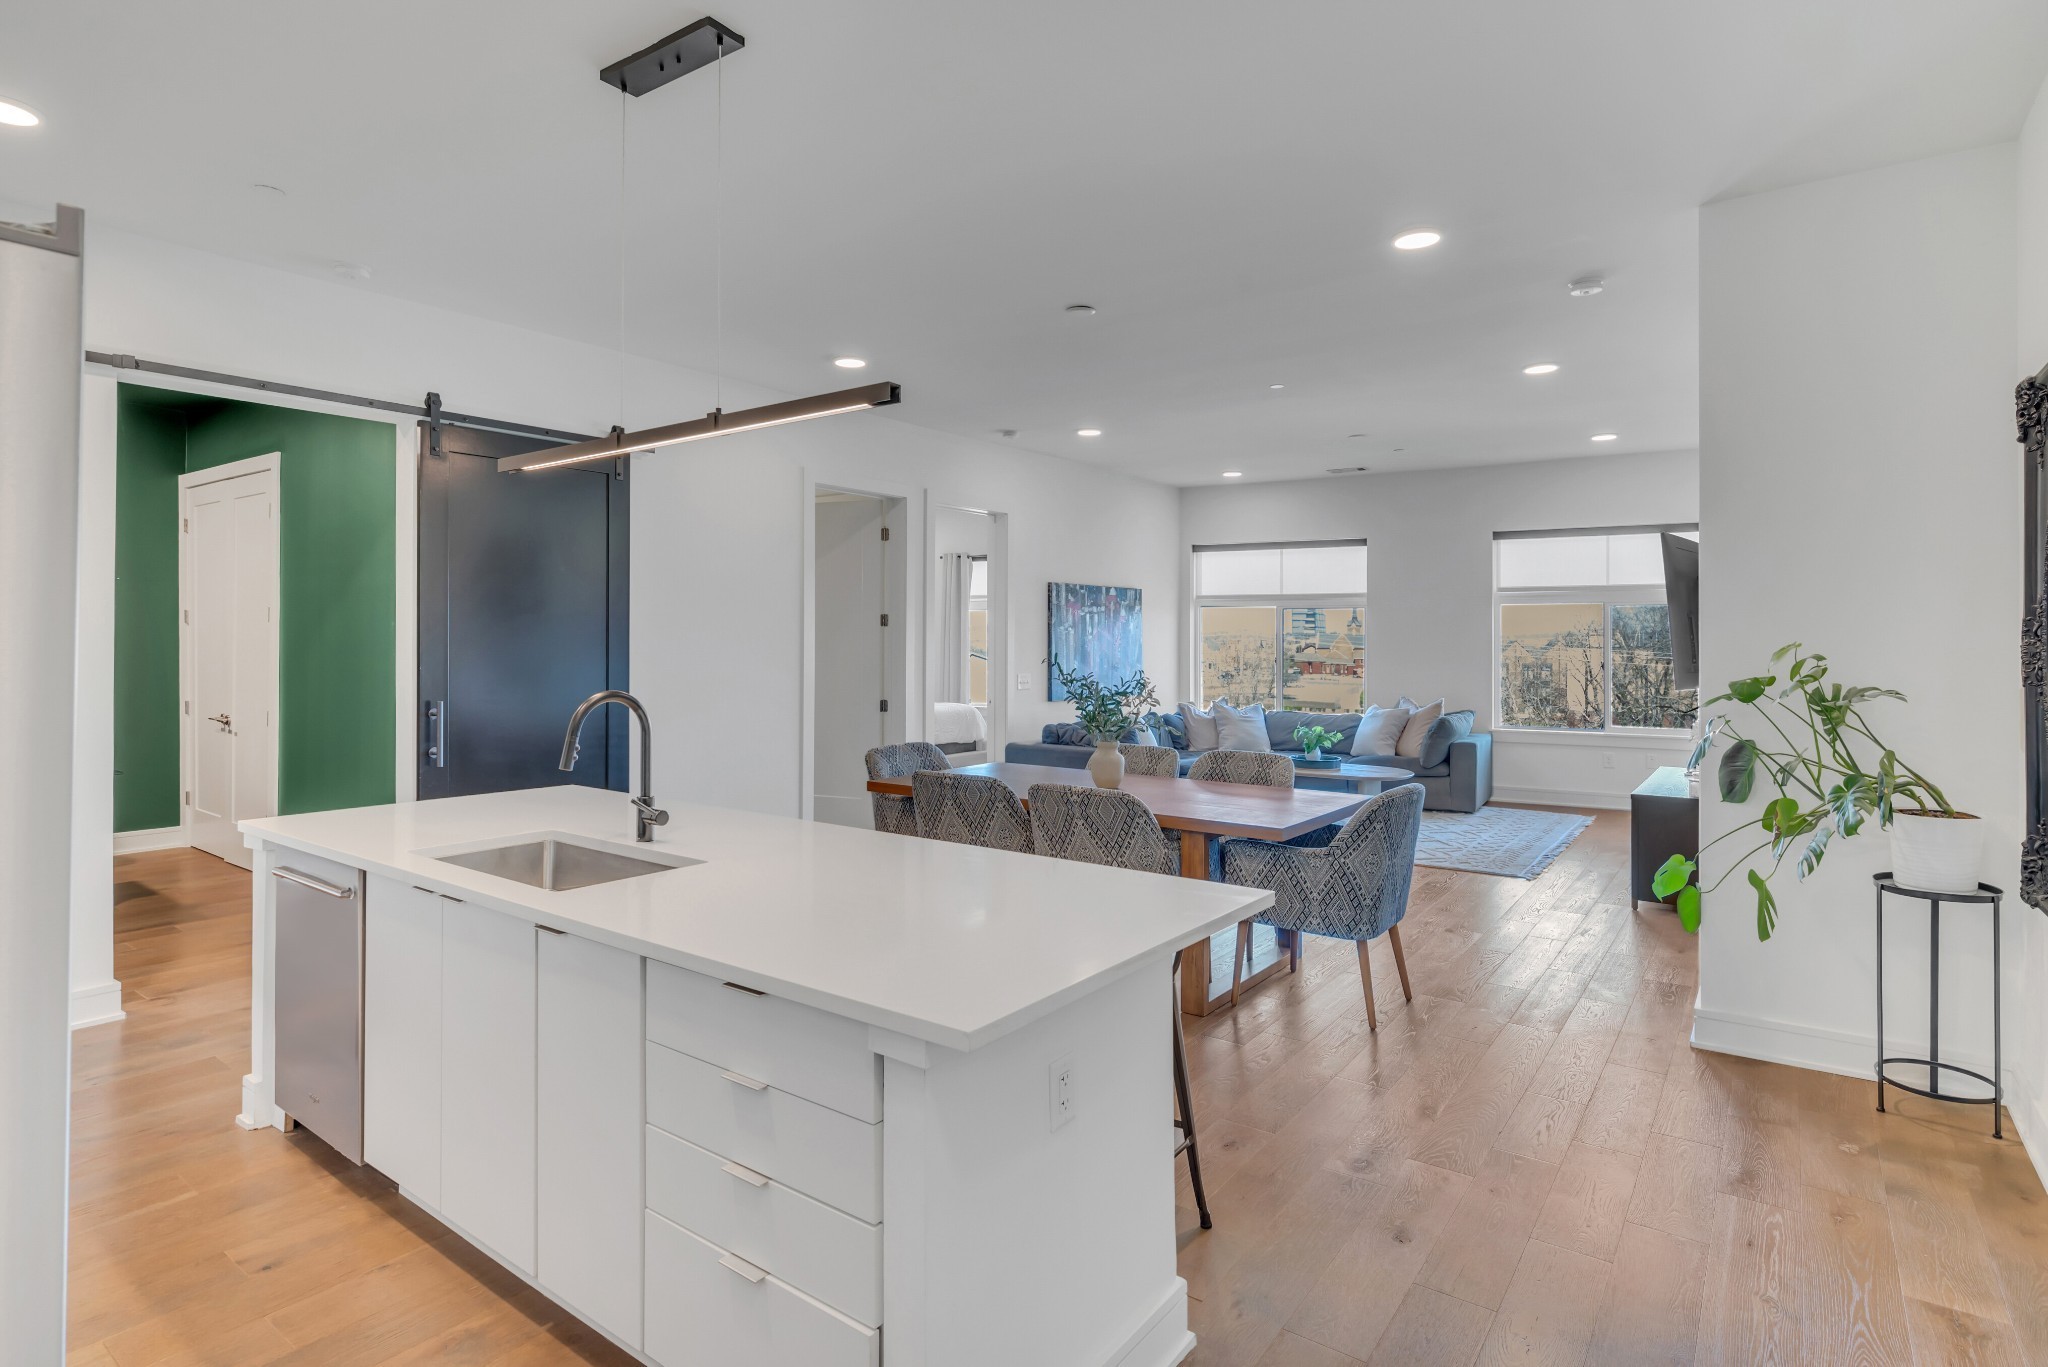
xmin=1661 ymin=532 xmax=1700 ymax=692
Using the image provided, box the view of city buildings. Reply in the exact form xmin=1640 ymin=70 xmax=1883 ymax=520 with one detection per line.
xmin=1498 ymin=601 xmax=1695 ymax=729
xmin=1199 ymin=605 xmax=1365 ymax=713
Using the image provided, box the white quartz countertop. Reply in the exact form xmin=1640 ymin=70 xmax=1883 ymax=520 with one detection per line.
xmin=242 ymin=786 xmax=1271 ymax=1052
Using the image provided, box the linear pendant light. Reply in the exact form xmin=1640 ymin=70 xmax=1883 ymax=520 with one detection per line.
xmin=505 ymin=18 xmax=901 ymax=475
xmin=498 ymin=382 xmax=902 ymax=472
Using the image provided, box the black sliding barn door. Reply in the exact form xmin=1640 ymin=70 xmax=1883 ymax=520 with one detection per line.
xmin=417 ymin=422 xmax=629 ymax=798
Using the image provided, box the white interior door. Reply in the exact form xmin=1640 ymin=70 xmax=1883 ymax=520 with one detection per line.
xmin=812 ymin=492 xmax=889 ymax=827
xmin=182 ymin=462 xmax=279 ymax=867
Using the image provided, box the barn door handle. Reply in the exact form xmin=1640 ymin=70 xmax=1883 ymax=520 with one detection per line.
xmin=426 ymin=701 xmax=446 ymax=767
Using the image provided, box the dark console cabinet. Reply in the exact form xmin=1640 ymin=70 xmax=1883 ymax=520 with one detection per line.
xmin=1630 ymin=766 xmax=1699 ymax=908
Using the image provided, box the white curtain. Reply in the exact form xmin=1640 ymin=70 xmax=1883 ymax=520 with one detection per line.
xmin=936 ymin=552 xmax=972 ymax=702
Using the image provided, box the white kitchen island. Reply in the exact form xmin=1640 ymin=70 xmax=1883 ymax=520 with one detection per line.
xmin=239 ymin=785 xmax=1270 ymax=1367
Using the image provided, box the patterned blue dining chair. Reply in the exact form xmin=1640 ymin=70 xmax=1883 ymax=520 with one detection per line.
xmin=1219 ymin=783 xmax=1425 ymax=1029
xmin=1028 ymin=783 xmax=1212 ymax=1229
xmin=865 ymin=742 xmax=953 ymax=836
xmin=912 ymin=769 xmax=1034 ymax=853
xmin=1187 ymin=749 xmax=1295 ymax=789
xmin=1117 ymin=743 xmax=1181 ymax=778
xmin=1186 ymin=748 xmax=1319 ymax=884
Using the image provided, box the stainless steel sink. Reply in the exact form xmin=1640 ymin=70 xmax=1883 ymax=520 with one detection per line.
xmin=431 ymin=835 xmax=701 ymax=891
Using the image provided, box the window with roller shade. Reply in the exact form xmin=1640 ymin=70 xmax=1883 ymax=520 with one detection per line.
xmin=1192 ymin=541 xmax=1367 ymax=713
xmin=1493 ymin=527 xmax=1698 ymax=732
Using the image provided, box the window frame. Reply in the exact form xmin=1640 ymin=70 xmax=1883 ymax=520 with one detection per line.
xmin=1191 ymin=541 xmax=1368 ymax=713
xmin=1491 ymin=529 xmax=1697 ymax=737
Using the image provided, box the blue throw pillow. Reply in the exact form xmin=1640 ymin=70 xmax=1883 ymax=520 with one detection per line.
xmin=1419 ymin=710 xmax=1476 ymax=767
xmin=1148 ymin=711 xmax=1190 ymax=750
xmin=1042 ymin=722 xmax=1092 ymax=746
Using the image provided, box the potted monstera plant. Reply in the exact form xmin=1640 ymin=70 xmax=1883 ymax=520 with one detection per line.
xmin=1653 ymin=644 xmax=1978 ymax=939
xmin=1049 ymin=657 xmax=1159 ymax=790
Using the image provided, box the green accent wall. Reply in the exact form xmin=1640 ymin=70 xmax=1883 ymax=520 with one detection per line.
xmin=114 ymin=386 xmax=398 ymax=829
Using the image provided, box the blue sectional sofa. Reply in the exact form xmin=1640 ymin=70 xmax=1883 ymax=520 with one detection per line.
xmin=1004 ymin=706 xmax=1493 ymax=813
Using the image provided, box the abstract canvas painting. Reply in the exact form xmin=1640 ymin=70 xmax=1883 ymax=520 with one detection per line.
xmin=1047 ymin=583 xmax=1144 ymax=700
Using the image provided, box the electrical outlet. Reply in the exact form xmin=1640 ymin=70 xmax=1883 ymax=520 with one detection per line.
xmin=1601 ymin=751 xmax=1616 ymax=770
xmin=1017 ymin=673 xmax=1031 ymax=691
xmin=1049 ymin=1054 xmax=1076 ymax=1130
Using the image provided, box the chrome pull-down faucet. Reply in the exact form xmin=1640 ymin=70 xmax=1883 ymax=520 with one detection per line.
xmin=560 ymin=690 xmax=668 ymax=842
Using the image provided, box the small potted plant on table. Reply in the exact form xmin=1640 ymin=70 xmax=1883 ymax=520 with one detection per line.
xmin=1293 ymin=723 xmax=1346 ymax=770
xmin=1050 ymin=657 xmax=1159 ymax=789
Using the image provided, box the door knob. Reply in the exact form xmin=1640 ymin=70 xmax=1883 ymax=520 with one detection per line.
xmin=208 ymin=714 xmax=232 ymax=729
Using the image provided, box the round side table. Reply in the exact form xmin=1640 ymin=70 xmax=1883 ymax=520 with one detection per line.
xmin=1872 ymin=873 xmax=2004 ymax=1138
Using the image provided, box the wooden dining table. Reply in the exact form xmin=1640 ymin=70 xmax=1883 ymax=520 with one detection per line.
xmin=864 ymin=762 xmax=1375 ymax=1015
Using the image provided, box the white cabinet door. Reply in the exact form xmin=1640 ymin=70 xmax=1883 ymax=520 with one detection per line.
xmin=441 ymin=898 xmax=537 ymax=1273
xmin=537 ymin=929 xmax=643 ymax=1349
xmin=363 ymin=876 xmax=443 ymax=1204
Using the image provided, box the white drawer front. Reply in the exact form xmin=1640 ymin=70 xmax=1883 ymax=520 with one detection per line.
xmin=646 ymin=960 xmax=880 ymax=1123
xmin=647 ymin=1042 xmax=882 ymax=1224
xmin=647 ymin=1126 xmax=882 ymax=1328
xmin=645 ymin=1210 xmax=879 ymax=1367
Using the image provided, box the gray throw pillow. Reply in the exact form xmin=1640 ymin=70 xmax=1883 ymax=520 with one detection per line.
xmin=1419 ymin=709 xmax=1476 ymax=767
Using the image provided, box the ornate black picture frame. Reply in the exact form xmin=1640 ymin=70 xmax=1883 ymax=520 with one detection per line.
xmin=2021 ymin=362 xmax=2048 ymax=911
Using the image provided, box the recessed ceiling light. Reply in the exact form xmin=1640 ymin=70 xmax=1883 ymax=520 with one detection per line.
xmin=1392 ymin=229 xmax=1441 ymax=251
xmin=1347 ymin=432 xmax=1369 ymax=439
xmin=331 ymin=261 xmax=371 ymax=281
xmin=1065 ymin=303 xmax=1097 ymax=316
xmin=1221 ymin=471 xmax=1243 ymax=478
xmin=1522 ymin=363 xmax=1559 ymax=376
xmin=1076 ymin=428 xmax=1102 ymax=437
xmin=1590 ymin=432 xmax=1618 ymax=442
xmin=1268 ymin=384 xmax=1285 ymax=390
xmin=0 ymin=99 xmax=41 ymax=128
xmin=1326 ymin=466 xmax=1372 ymax=475
xmin=1568 ymin=275 xmax=1605 ymax=297
xmin=833 ymin=357 xmax=867 ymax=368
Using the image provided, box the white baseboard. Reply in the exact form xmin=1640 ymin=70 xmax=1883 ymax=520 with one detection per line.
xmin=1104 ymin=1278 xmax=1194 ymax=1367
xmin=1698 ymin=1006 xmax=2048 ymax=1191
xmin=70 ymin=979 xmax=125 ymax=1029
xmin=114 ymin=825 xmax=186 ymax=854
xmin=1492 ymin=785 xmax=1630 ymax=812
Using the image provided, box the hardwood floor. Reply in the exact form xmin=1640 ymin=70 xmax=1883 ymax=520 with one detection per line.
xmin=71 ymin=817 xmax=2048 ymax=1365
xmin=1174 ymin=812 xmax=2048 ymax=1367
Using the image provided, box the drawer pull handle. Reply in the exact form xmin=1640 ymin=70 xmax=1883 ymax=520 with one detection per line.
xmin=719 ymin=1069 xmax=769 ymax=1091
xmin=719 ymin=1252 xmax=769 ymax=1283
xmin=721 ymin=1160 xmax=770 ymax=1187
xmin=722 ymin=980 xmax=766 ymax=997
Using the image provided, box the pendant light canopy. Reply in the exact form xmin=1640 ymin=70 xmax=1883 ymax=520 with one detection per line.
xmin=507 ymin=17 xmax=902 ymax=474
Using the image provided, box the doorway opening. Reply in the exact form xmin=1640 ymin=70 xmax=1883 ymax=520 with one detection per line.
xmin=111 ymin=383 xmax=399 ymax=860
xmin=929 ymin=505 xmax=1007 ymax=769
xmin=810 ymin=488 xmax=908 ymax=827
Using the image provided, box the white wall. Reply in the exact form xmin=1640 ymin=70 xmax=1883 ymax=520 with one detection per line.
xmin=1179 ymin=451 xmax=1700 ymax=807
xmin=65 ymin=221 xmax=1184 ymax=1003
xmin=1696 ymin=147 xmax=2023 ymax=1116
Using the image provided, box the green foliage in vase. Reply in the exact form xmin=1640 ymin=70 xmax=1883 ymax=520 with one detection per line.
xmin=1656 ymin=643 xmax=1954 ymax=942
xmin=1049 ymin=656 xmax=1160 ymax=742
xmin=1293 ymin=724 xmax=1346 ymax=756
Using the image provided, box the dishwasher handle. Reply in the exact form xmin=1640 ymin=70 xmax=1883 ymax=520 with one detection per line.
xmin=272 ymin=867 xmax=357 ymax=900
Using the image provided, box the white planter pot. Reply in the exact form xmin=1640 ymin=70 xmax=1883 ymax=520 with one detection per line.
xmin=1889 ymin=811 xmax=1984 ymax=894
xmin=1087 ymin=740 xmax=1125 ymax=789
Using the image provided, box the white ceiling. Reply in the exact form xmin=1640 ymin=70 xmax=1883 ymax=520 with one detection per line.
xmin=4 ymin=1 xmax=2045 ymax=484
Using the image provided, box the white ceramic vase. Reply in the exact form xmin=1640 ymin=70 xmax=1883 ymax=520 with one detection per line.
xmin=1088 ymin=740 xmax=1125 ymax=789
xmin=1889 ymin=811 xmax=1984 ymax=894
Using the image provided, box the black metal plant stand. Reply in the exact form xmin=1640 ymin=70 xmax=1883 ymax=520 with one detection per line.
xmin=1873 ymin=874 xmax=2004 ymax=1138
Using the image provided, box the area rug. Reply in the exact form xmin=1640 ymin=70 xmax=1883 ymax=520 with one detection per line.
xmin=1415 ymin=806 xmax=1593 ymax=879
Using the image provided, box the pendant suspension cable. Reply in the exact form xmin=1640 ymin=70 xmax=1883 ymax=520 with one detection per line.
xmin=714 ymin=30 xmax=726 ymax=414
xmin=617 ymin=85 xmax=629 ymax=437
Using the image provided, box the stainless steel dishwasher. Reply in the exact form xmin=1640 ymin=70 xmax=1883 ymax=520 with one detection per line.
xmin=273 ymin=862 xmax=366 ymax=1163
